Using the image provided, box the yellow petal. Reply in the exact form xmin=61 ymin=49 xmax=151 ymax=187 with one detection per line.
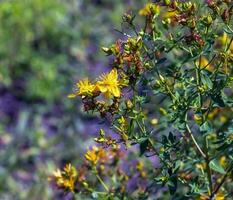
xmin=162 ymin=10 xmax=177 ymax=19
xmin=111 ymin=69 xmax=118 ymax=80
xmin=96 ymin=82 xmax=108 ymax=93
xmin=112 ymin=87 xmax=120 ymax=97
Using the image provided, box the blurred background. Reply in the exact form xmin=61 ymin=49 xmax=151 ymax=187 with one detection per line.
xmin=0 ymin=0 xmax=147 ymax=199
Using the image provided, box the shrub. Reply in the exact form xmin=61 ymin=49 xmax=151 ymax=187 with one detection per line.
xmin=51 ymin=0 xmax=233 ymax=199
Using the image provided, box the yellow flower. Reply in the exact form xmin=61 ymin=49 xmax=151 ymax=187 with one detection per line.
xmin=219 ymin=32 xmax=228 ymax=46
xmin=215 ymin=192 xmax=225 ymax=200
xmin=139 ymin=3 xmax=160 ymax=16
xmin=85 ymin=147 xmax=99 ymax=165
xmin=64 ymin=163 xmax=78 ymax=177
xmin=195 ymin=56 xmax=213 ymax=72
xmin=218 ymin=33 xmax=233 ymax=53
xmin=52 ymin=163 xmax=77 ymax=192
xmin=198 ymin=194 xmax=208 ymax=200
xmin=162 ymin=10 xmax=177 ymax=19
xmin=118 ymin=116 xmax=127 ymax=127
xmin=68 ymin=79 xmax=95 ymax=98
xmin=198 ymin=191 xmax=225 ymax=200
xmin=219 ymin=156 xmax=226 ymax=167
xmin=96 ymin=69 xmax=121 ymax=98
xmin=218 ymin=33 xmax=233 ymax=51
xmin=85 ymin=146 xmax=108 ymax=165
xmin=63 ymin=178 xmax=76 ymax=192
xmin=136 ymin=161 xmax=144 ymax=171
xmin=53 ymin=169 xmax=62 ymax=179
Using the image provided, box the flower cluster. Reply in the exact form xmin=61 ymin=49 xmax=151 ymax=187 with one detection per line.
xmin=50 ymin=145 xmax=154 ymax=198
xmin=68 ymin=68 xmax=124 ymax=117
xmin=69 ymin=69 xmax=121 ymax=99
xmin=68 ymin=69 xmax=125 ymax=117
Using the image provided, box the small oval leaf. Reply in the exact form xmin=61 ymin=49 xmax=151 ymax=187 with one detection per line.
xmin=209 ymin=159 xmax=226 ymax=174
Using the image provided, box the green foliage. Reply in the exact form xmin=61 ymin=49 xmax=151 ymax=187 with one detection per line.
xmin=0 ymin=0 xmax=69 ymax=100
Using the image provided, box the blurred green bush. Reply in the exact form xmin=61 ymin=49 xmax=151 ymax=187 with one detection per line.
xmin=0 ymin=0 xmax=71 ymax=100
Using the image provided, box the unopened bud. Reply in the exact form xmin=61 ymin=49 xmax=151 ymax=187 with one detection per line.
xmin=164 ymin=0 xmax=171 ymax=6
xmin=204 ymin=15 xmax=213 ymax=26
xmin=83 ymin=182 xmax=89 ymax=188
xmin=99 ymin=129 xmax=105 ymax=137
xmin=101 ymin=47 xmax=113 ymax=55
xmin=126 ymin=100 xmax=133 ymax=109
xmin=221 ymin=9 xmax=229 ymax=21
xmin=122 ymin=12 xmax=134 ymax=24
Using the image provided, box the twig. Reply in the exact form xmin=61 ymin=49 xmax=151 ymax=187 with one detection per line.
xmin=96 ymin=173 xmax=109 ymax=192
xmin=185 ymin=123 xmax=206 ymax=159
xmin=210 ymin=162 xmax=233 ymax=199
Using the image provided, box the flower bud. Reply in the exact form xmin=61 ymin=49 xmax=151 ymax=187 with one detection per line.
xmin=159 ymin=107 xmax=167 ymax=115
xmin=164 ymin=0 xmax=171 ymax=6
xmin=221 ymin=9 xmax=229 ymax=21
xmin=82 ymin=182 xmax=89 ymax=188
xmin=204 ymin=14 xmax=213 ymax=26
xmin=122 ymin=12 xmax=134 ymax=24
xmin=151 ymin=118 xmax=158 ymax=125
xmin=126 ymin=99 xmax=133 ymax=109
xmin=99 ymin=129 xmax=105 ymax=137
xmin=101 ymin=47 xmax=113 ymax=55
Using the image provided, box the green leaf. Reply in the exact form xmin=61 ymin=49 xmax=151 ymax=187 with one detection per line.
xmin=209 ymin=159 xmax=226 ymax=174
xmin=211 ymin=93 xmax=225 ymax=107
xmin=168 ymin=132 xmax=175 ymax=143
xmin=91 ymin=192 xmax=99 ymax=198
xmin=200 ymin=121 xmax=211 ymax=134
xmin=201 ymin=71 xmax=213 ymax=89
xmin=168 ymin=175 xmax=177 ymax=195
xmin=157 ymin=57 xmax=167 ymax=65
xmin=223 ymin=27 xmax=233 ymax=35
xmin=139 ymin=138 xmax=149 ymax=156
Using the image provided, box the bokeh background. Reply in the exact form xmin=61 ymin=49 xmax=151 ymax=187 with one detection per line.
xmin=0 ymin=0 xmax=148 ymax=199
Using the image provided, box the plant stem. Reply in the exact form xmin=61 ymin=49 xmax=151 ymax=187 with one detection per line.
xmin=185 ymin=122 xmax=206 ymax=159
xmin=95 ymin=173 xmax=109 ymax=192
xmin=93 ymin=167 xmax=109 ymax=192
xmin=196 ymin=55 xmax=213 ymax=195
xmin=136 ymin=119 xmax=146 ymax=136
xmin=204 ymin=138 xmax=213 ymax=196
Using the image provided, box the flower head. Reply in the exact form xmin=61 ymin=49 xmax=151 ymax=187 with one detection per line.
xmin=218 ymin=33 xmax=233 ymax=53
xmin=52 ymin=163 xmax=78 ymax=192
xmin=68 ymin=79 xmax=95 ymax=98
xmin=139 ymin=3 xmax=160 ymax=16
xmin=85 ymin=147 xmax=99 ymax=165
xmin=96 ymin=69 xmax=121 ymax=98
xmin=85 ymin=146 xmax=107 ymax=165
